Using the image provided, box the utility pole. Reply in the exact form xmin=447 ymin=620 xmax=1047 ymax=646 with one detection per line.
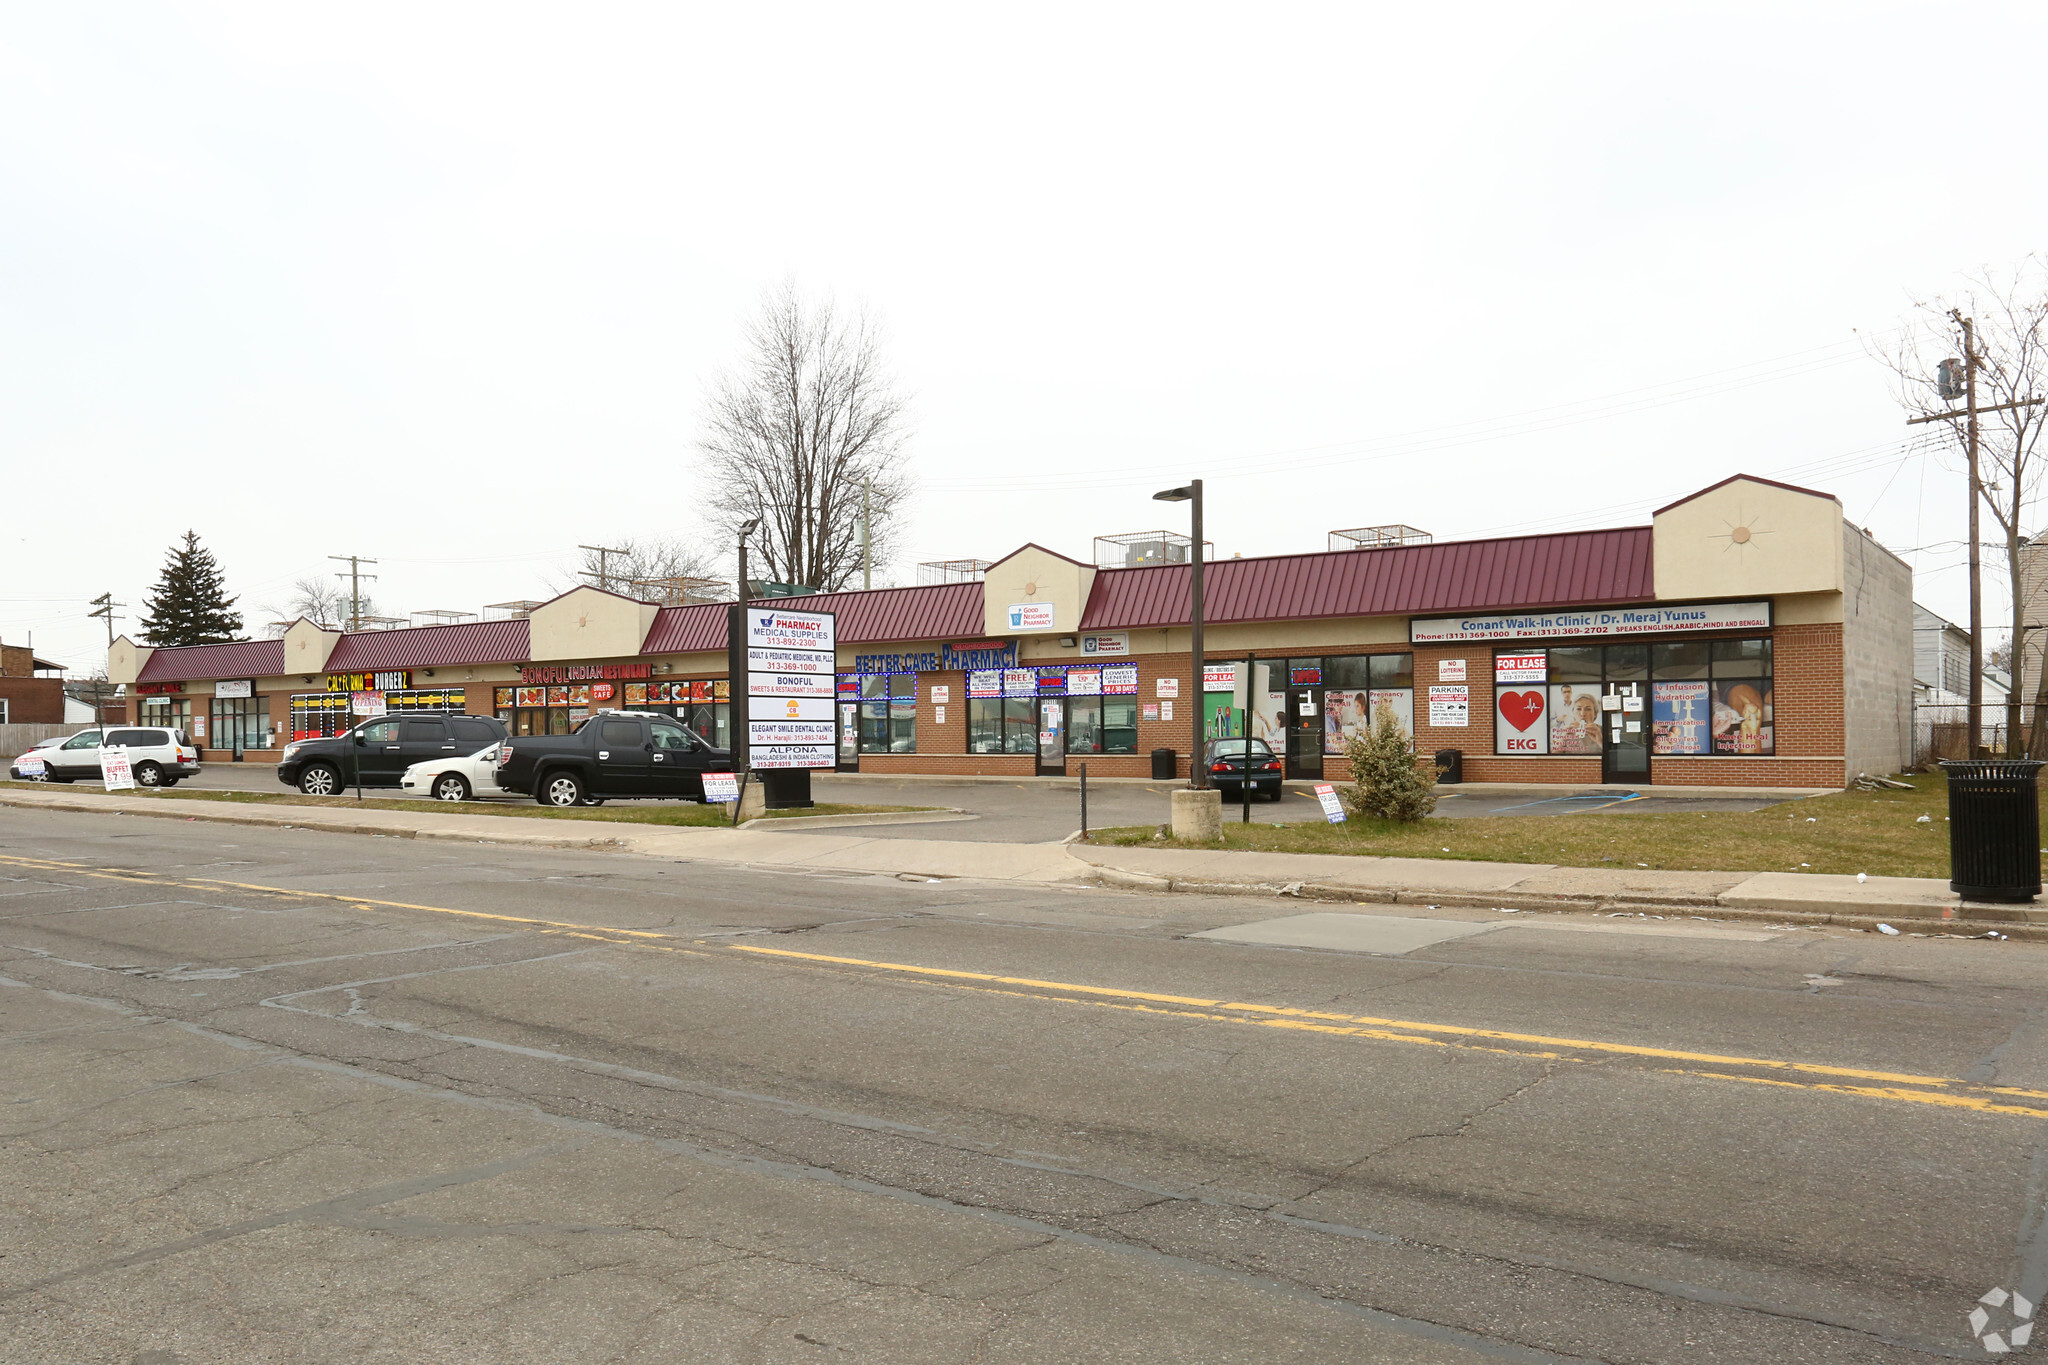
xmin=1153 ymin=479 xmax=1206 ymax=787
xmin=861 ymin=478 xmax=872 ymax=591
xmin=87 ymin=593 xmax=125 ymax=724
xmin=579 ymin=544 xmax=627 ymax=595
xmin=328 ymin=555 xmax=379 ymax=632
xmin=1908 ymin=316 xmax=2046 ymax=756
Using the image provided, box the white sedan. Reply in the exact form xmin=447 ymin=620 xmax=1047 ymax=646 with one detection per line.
xmin=398 ymin=744 xmax=506 ymax=802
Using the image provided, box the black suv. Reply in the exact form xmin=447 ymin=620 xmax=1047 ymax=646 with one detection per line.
xmin=278 ymin=713 xmax=508 ymax=796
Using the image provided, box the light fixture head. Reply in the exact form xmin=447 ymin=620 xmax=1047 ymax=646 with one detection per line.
xmin=1152 ymin=485 xmax=1194 ymax=503
xmin=739 ymin=517 xmax=762 ymax=537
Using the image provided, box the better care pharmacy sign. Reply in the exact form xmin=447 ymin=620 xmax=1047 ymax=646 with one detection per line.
xmin=1410 ymin=601 xmax=1770 ymax=645
xmin=738 ymin=607 xmax=837 ymax=770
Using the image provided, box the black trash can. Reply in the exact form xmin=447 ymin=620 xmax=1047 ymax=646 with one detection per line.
xmin=1939 ymin=759 xmax=2044 ymax=901
xmin=1435 ymin=748 xmax=1463 ymax=784
xmin=1150 ymin=747 xmax=1178 ymax=780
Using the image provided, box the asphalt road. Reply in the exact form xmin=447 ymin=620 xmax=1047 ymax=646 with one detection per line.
xmin=151 ymin=761 xmax=1784 ymax=842
xmin=3 ymin=806 xmax=2041 ymax=1363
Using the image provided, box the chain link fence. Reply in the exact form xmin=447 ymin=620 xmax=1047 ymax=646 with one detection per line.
xmin=1913 ymin=701 xmax=2048 ymax=764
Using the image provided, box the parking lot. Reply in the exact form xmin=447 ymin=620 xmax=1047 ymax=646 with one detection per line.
xmin=113 ymin=759 xmax=1795 ymax=842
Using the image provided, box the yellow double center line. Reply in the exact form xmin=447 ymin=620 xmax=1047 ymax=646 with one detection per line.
xmin=5 ymin=853 xmax=2043 ymax=1120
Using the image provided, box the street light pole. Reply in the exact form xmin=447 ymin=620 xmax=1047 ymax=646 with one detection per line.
xmin=1154 ymin=479 xmax=1206 ymax=789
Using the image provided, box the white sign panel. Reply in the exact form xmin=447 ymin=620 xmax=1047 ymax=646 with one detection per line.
xmin=930 ymin=685 xmax=950 ymax=704
xmin=748 ymin=672 xmax=836 ymax=698
xmin=749 ymin=745 xmax=838 ymax=770
xmin=1428 ymin=685 xmax=1470 ymax=727
xmin=1007 ymin=602 xmax=1056 ymax=631
xmin=16 ymin=756 xmax=45 ymax=776
xmin=746 ymin=608 xmax=836 ymax=652
xmin=214 ymin=679 xmax=253 ymax=699
xmin=1160 ymin=701 xmax=1174 ymax=721
xmin=701 ymin=771 xmax=740 ymax=803
xmin=1080 ymin=633 xmax=1128 ymax=656
xmin=1493 ymin=654 xmax=1548 ymax=683
xmin=351 ymin=690 xmax=387 ymax=716
xmin=747 ymin=647 xmax=834 ymax=675
xmin=1436 ymin=658 xmax=1467 ymax=682
xmin=1413 ymin=601 xmax=1772 ymax=644
xmin=1313 ymin=783 xmax=1346 ymax=824
xmin=755 ymin=695 xmax=835 ymax=721
xmin=1202 ymin=664 xmax=1237 ymax=690
xmin=101 ymin=747 xmax=135 ymax=791
xmin=749 ymin=720 xmax=836 ymax=746
xmin=1155 ymin=677 xmax=1179 ymax=698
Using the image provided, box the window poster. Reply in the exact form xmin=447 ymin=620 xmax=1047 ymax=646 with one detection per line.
xmin=1324 ymin=689 xmax=1371 ymax=754
xmin=1549 ymin=684 xmax=1602 ymax=755
xmin=967 ymin=670 xmax=1002 ymax=698
xmin=624 ymin=683 xmax=647 ymax=705
xmin=1370 ymin=688 xmax=1414 ymax=746
xmin=1712 ymin=681 xmax=1773 ymax=754
xmin=1494 ymin=686 xmax=1547 ymax=753
xmin=547 ymin=686 xmax=570 ymax=706
xmin=1001 ymin=668 xmax=1037 ymax=697
xmin=1251 ymin=662 xmax=1286 ymax=750
xmin=1102 ymin=665 xmax=1139 ymax=695
xmin=568 ymin=684 xmax=592 ymax=706
xmin=1066 ymin=669 xmax=1101 ymax=696
xmin=1651 ymin=681 xmax=1710 ymax=754
xmin=516 ymin=686 xmax=545 ymax=708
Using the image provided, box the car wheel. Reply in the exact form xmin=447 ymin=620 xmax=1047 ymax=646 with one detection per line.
xmin=540 ymin=772 xmax=584 ymax=808
xmin=298 ymin=764 xmax=341 ymax=797
xmin=583 ymin=797 xmax=605 ymax=807
xmin=134 ymin=761 xmax=163 ymax=787
xmin=1264 ymin=783 xmax=1282 ymax=801
xmin=159 ymin=778 xmax=180 ymax=787
xmin=432 ymin=773 xmax=470 ymax=802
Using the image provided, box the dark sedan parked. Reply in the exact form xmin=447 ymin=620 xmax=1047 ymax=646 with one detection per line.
xmin=1205 ymin=737 xmax=1284 ymax=800
xmin=278 ymin=713 xmax=508 ymax=795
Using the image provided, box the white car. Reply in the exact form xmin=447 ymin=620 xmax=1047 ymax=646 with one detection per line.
xmin=398 ymin=743 xmax=506 ymax=802
xmin=9 ymin=734 xmax=72 ymax=780
xmin=26 ymin=726 xmax=201 ymax=787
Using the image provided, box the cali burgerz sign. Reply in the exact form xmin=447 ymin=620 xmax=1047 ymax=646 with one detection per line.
xmin=1409 ymin=601 xmax=1771 ymax=645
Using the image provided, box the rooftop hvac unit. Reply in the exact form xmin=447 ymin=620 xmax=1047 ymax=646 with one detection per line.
xmin=917 ymin=558 xmax=993 ymax=585
xmin=1093 ymin=530 xmax=1217 ymax=569
xmin=483 ymin=600 xmax=545 ymax=620
xmin=1328 ymin=524 xmax=1433 ymax=552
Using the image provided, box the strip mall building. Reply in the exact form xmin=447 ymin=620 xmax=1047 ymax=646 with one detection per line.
xmin=106 ymin=475 xmax=1913 ymax=788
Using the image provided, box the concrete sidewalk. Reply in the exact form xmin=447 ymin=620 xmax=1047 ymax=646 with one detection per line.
xmin=2 ymin=784 xmax=2035 ymax=937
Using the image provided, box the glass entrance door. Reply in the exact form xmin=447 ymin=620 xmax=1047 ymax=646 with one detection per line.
xmin=1037 ymin=698 xmax=1066 ymax=775
xmin=1601 ymin=681 xmax=1649 ymax=784
xmin=837 ymin=703 xmax=859 ymax=771
xmin=1286 ymin=688 xmax=1323 ymax=779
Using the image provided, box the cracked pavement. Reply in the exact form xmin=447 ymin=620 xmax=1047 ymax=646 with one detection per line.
xmin=4 ymin=807 xmax=2048 ymax=1362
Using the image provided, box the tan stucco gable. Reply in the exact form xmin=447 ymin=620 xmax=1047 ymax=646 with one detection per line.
xmin=1653 ymin=475 xmax=1844 ymax=601
xmin=982 ymin=545 xmax=1096 ymax=638
xmin=281 ymin=619 xmax=343 ymax=679
xmin=528 ymin=586 xmax=659 ymax=662
xmin=106 ymin=635 xmax=153 ymax=687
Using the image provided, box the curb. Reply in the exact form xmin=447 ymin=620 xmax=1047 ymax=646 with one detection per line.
xmin=1070 ymin=864 xmax=2046 ymax=941
xmin=739 ymin=808 xmax=975 ymax=831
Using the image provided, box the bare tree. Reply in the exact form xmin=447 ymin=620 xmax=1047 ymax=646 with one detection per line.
xmin=259 ymin=576 xmax=367 ymax=636
xmin=1872 ymin=259 xmax=2048 ymax=753
xmin=695 ymin=282 xmax=914 ymax=592
xmin=546 ymin=536 xmax=722 ymax=603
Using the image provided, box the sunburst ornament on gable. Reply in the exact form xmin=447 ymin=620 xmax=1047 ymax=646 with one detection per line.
xmin=1711 ymin=504 xmax=1770 ymax=555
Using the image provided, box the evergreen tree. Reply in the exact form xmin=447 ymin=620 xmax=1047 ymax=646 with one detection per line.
xmin=1341 ymin=711 xmax=1437 ymax=822
xmin=138 ymin=531 xmax=245 ymax=646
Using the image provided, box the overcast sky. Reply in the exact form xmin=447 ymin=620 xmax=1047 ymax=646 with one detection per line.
xmin=5 ymin=4 xmax=2045 ymax=672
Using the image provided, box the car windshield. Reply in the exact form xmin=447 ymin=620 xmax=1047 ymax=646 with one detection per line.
xmin=468 ymin=744 xmax=498 ymax=759
xmin=1211 ymin=739 xmax=1273 ymax=757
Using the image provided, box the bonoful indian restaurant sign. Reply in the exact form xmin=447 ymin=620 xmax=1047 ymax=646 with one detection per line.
xmin=1410 ymin=601 xmax=1770 ymax=644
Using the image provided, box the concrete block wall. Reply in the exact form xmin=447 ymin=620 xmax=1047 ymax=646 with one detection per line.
xmin=1840 ymin=529 xmax=1914 ymax=778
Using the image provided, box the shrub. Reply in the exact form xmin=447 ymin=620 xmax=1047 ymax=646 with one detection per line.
xmin=1342 ymin=713 xmax=1437 ymax=821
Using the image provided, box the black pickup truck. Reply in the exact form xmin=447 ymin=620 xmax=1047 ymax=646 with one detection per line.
xmin=495 ymin=709 xmax=732 ymax=807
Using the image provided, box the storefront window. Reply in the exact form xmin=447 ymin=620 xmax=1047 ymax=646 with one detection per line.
xmin=208 ymin=695 xmax=271 ymax=750
xmin=140 ymin=697 xmax=194 ymax=732
xmin=1492 ymin=641 xmax=1774 ymax=756
xmin=857 ymin=674 xmax=916 ymax=753
xmin=1319 ymin=653 xmax=1416 ymax=755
